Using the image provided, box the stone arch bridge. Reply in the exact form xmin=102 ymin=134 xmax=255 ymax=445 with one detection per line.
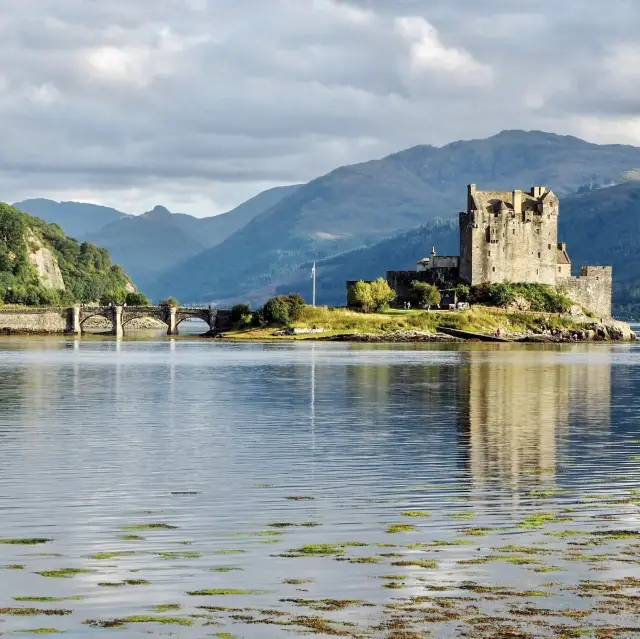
xmin=73 ymin=305 xmax=232 ymax=336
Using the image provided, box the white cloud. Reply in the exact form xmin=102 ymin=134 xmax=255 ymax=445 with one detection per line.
xmin=0 ymin=0 xmax=637 ymax=216
xmin=395 ymin=16 xmax=492 ymax=86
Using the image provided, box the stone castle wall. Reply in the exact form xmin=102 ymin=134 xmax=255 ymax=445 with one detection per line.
xmin=561 ymin=266 xmax=612 ymax=318
xmin=386 ymin=268 xmax=458 ymax=304
xmin=0 ymin=308 xmax=71 ymax=333
xmin=460 ymin=207 xmax=558 ymax=286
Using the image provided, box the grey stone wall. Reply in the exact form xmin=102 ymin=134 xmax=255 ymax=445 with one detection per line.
xmin=0 ymin=308 xmax=70 ymax=333
xmin=460 ymin=205 xmax=558 ymax=286
xmin=386 ymin=268 xmax=458 ymax=305
xmin=561 ymin=266 xmax=613 ymax=318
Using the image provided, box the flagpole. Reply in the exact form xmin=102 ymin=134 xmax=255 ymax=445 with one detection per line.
xmin=312 ymin=262 xmax=316 ymax=307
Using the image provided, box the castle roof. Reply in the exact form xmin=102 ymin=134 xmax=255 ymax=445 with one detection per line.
xmin=557 ymin=245 xmax=571 ymax=265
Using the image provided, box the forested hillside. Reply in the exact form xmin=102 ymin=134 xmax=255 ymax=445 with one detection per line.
xmin=0 ymin=202 xmax=134 ymax=305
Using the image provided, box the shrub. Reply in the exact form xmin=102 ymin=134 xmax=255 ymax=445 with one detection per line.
xmin=263 ymin=297 xmax=291 ymax=325
xmin=349 ymin=278 xmax=395 ymax=313
xmin=348 ymin=281 xmax=375 ymax=313
xmin=125 ymin=292 xmax=151 ymax=306
xmin=262 ymin=294 xmax=307 ymax=325
xmin=231 ymin=304 xmax=251 ymax=323
xmin=470 ymin=282 xmax=573 ymax=313
xmin=454 ymin=283 xmax=470 ymax=302
xmin=411 ymin=281 xmax=441 ymax=309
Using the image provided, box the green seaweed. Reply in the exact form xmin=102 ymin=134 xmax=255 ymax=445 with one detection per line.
xmin=186 ymin=589 xmax=266 ymax=596
xmin=123 ymin=523 xmax=178 ymax=531
xmin=0 ymin=538 xmax=52 ymax=545
xmin=153 ymin=604 xmax=181 ymax=612
xmin=37 ymin=569 xmax=95 ymax=578
xmin=0 ymin=608 xmax=72 ymax=616
xmin=400 ymin=511 xmax=431 ymax=518
xmin=13 ymin=597 xmax=84 ymax=603
xmin=392 ymin=560 xmax=438 ymax=569
xmin=386 ymin=524 xmax=417 ymax=534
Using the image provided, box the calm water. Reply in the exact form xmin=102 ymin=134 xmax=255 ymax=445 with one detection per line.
xmin=0 ymin=334 xmax=639 ymax=637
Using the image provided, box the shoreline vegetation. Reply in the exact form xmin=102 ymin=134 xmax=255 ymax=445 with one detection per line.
xmin=211 ymin=306 xmax=637 ymax=343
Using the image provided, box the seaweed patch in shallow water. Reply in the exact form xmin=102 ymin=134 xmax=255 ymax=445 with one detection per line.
xmin=387 ymin=524 xmax=417 ymax=534
xmin=0 ymin=538 xmax=52 ymax=545
xmin=36 ymin=569 xmax=95 ymax=578
xmin=13 ymin=597 xmax=84 ymax=602
xmin=186 ymin=589 xmax=267 ymax=596
xmin=123 ymin=523 xmax=179 ymax=530
xmin=0 ymin=608 xmax=72 ymax=616
xmin=84 ymin=616 xmax=193 ymax=627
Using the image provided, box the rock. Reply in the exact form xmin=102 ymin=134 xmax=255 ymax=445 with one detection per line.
xmin=26 ymin=229 xmax=65 ymax=290
xmin=321 ymin=330 xmax=461 ymax=343
xmin=506 ymin=296 xmax=531 ymax=312
xmin=273 ymin=327 xmax=327 ymax=336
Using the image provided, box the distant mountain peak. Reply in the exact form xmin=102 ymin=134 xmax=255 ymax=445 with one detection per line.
xmin=145 ymin=205 xmax=172 ymax=218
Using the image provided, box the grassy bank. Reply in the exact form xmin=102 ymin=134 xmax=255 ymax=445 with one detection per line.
xmin=222 ymin=306 xmax=583 ymax=340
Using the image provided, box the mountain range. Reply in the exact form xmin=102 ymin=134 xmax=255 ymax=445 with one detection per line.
xmin=12 ymin=130 xmax=640 ymax=317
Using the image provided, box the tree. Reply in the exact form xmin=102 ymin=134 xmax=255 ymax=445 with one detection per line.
xmin=411 ymin=281 xmax=441 ymax=310
xmin=231 ymin=303 xmax=253 ymax=328
xmin=348 ymin=280 xmax=375 ymax=313
xmin=348 ymin=278 xmax=395 ymax=313
xmin=125 ymin=292 xmax=151 ymax=306
xmin=231 ymin=303 xmax=251 ymax=323
xmin=159 ymin=296 xmax=179 ymax=308
xmin=263 ymin=296 xmax=291 ymax=325
xmin=454 ymin=283 xmax=470 ymax=303
xmin=370 ymin=277 xmax=396 ymax=311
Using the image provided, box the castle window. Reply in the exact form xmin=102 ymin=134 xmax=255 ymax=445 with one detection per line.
xmin=548 ymin=244 xmax=551 ymax=250
xmin=538 ymin=252 xmax=541 ymax=258
xmin=492 ymin=267 xmax=496 ymax=273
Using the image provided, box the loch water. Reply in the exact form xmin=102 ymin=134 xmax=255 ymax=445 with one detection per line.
xmin=0 ymin=334 xmax=639 ymax=637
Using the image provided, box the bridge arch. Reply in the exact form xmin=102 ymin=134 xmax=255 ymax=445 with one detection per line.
xmin=121 ymin=307 xmax=170 ymax=333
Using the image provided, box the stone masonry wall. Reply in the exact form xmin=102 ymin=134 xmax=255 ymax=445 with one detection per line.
xmin=386 ymin=268 xmax=458 ymax=305
xmin=561 ymin=267 xmax=613 ymax=318
xmin=460 ymin=207 xmax=558 ymax=286
xmin=0 ymin=308 xmax=70 ymax=333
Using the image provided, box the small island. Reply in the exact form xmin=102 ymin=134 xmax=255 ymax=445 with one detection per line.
xmin=216 ymin=185 xmax=635 ymax=343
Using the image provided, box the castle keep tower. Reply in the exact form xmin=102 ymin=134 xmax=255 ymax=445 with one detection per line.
xmin=459 ymin=184 xmax=559 ymax=286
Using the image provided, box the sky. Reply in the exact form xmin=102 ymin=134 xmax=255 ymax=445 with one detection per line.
xmin=2 ymin=0 xmax=640 ymax=217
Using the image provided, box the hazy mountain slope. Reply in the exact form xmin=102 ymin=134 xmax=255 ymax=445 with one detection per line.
xmin=151 ymin=130 xmax=640 ymax=303
xmin=275 ymin=220 xmax=459 ymax=306
xmin=13 ymin=199 xmax=128 ymax=238
xmin=83 ymin=206 xmax=206 ymax=295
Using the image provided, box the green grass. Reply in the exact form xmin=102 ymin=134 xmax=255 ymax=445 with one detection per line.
xmin=37 ymin=569 xmax=95 ymax=578
xmin=224 ymin=305 xmax=588 ymax=340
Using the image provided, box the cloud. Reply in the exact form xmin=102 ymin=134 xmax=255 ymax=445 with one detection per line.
xmin=0 ymin=0 xmax=639 ymax=215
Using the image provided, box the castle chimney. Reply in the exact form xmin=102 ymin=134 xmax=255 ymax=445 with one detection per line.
xmin=469 ymin=184 xmax=477 ymax=194
xmin=513 ymin=189 xmax=522 ymax=214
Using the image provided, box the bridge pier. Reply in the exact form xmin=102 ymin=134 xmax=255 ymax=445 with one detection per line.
xmin=111 ymin=306 xmax=123 ymax=338
xmin=67 ymin=306 xmax=81 ymax=335
xmin=166 ymin=307 xmax=178 ymax=336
